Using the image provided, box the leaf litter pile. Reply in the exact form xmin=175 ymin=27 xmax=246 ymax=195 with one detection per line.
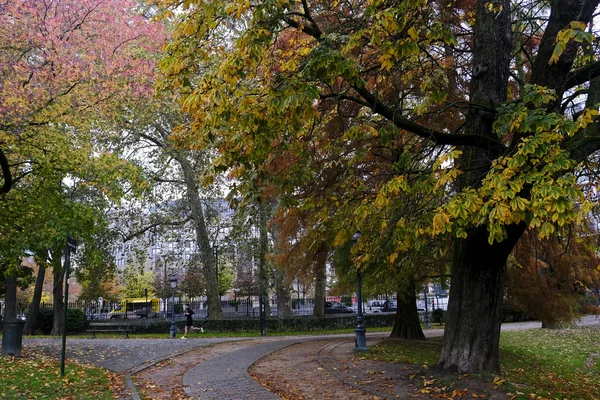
xmin=0 ymin=348 xmax=128 ymax=400
xmin=250 ymin=338 xmax=509 ymax=399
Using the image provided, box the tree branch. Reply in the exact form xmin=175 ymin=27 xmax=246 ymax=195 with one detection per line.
xmin=122 ymin=218 xmax=192 ymax=242
xmin=283 ymin=16 xmax=322 ymax=40
xmin=564 ymin=60 xmax=600 ymax=90
xmin=0 ymin=148 xmax=13 ymax=195
xmin=351 ymin=84 xmax=503 ymax=149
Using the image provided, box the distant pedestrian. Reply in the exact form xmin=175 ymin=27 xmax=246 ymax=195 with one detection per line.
xmin=182 ymin=304 xmax=194 ymax=339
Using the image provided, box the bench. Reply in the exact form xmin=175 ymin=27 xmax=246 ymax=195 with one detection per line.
xmin=87 ymin=324 xmax=135 ymax=338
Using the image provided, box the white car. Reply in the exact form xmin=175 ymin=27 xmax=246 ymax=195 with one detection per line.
xmin=366 ymin=300 xmax=384 ymax=313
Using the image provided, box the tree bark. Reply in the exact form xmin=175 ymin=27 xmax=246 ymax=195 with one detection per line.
xmin=274 ymin=270 xmax=293 ymax=318
xmin=178 ymin=154 xmax=222 ymax=319
xmin=51 ymin=256 xmax=65 ymax=336
xmin=530 ymin=0 xmax=598 ymax=103
xmin=390 ymin=285 xmax=425 ymax=340
xmin=313 ymin=245 xmax=327 ymax=317
xmin=438 ymin=0 xmax=513 ymax=373
xmin=3 ymin=271 xmax=17 ymax=321
xmin=439 ymin=0 xmax=600 ymax=373
xmin=271 ymin=226 xmax=293 ymax=318
xmin=48 ymin=246 xmax=67 ymax=336
xmin=439 ymin=223 xmax=525 ymax=372
xmin=23 ymin=265 xmax=46 ymax=335
xmin=258 ymin=198 xmax=271 ymax=318
xmin=0 ymin=148 xmax=13 ymax=195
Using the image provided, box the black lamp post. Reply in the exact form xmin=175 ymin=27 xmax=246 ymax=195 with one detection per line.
xmin=169 ymin=276 xmax=177 ymax=338
xmin=352 ymin=232 xmax=367 ymax=351
xmin=61 ymin=236 xmax=78 ymax=377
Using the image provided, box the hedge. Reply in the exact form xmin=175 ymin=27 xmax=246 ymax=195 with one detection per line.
xmin=86 ymin=313 xmax=396 ymax=334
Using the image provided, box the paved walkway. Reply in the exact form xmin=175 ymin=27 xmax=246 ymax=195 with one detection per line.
xmin=23 ymin=337 xmax=246 ymax=374
xmin=16 ymin=316 xmax=600 ymax=400
xmin=182 ymin=338 xmax=301 ymax=400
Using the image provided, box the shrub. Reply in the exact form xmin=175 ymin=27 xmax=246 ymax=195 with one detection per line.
xmin=431 ymin=308 xmax=446 ymax=324
xmin=66 ymin=308 xmax=89 ymax=333
xmin=340 ymin=295 xmax=353 ymax=307
xmin=174 ymin=303 xmax=184 ymax=314
xmin=34 ymin=307 xmax=89 ymax=334
xmin=502 ymin=301 xmax=532 ymax=323
xmin=36 ymin=308 xmax=54 ymax=335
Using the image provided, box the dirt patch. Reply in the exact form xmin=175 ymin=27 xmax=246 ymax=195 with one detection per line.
xmin=250 ymin=338 xmax=511 ymax=399
xmin=250 ymin=339 xmax=376 ymax=399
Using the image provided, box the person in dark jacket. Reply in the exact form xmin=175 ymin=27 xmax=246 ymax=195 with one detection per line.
xmin=182 ymin=304 xmax=194 ymax=338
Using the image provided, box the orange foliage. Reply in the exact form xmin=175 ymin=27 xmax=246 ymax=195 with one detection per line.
xmin=507 ymin=226 xmax=600 ymax=327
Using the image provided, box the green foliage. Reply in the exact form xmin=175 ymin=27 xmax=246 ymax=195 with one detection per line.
xmin=35 ymin=308 xmax=55 ymax=335
xmin=107 ymin=313 xmax=395 ymax=334
xmin=35 ymin=308 xmax=89 ymax=335
xmin=501 ymin=301 xmax=532 ymax=323
xmin=66 ymin=308 xmax=90 ymax=333
xmin=174 ymin=303 xmax=184 ymax=314
xmin=431 ymin=308 xmax=446 ymax=324
xmin=433 ymin=86 xmax=596 ymax=245
xmin=122 ymin=265 xmax=155 ymax=299
xmin=340 ymin=295 xmax=353 ymax=307
xmin=218 ymin=265 xmax=235 ymax=296
xmin=157 ymin=0 xmax=600 ymax=373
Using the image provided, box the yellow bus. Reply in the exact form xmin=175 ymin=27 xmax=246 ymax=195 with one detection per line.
xmin=108 ymin=297 xmax=161 ymax=319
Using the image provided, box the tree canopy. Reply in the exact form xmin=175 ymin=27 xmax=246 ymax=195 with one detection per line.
xmin=157 ymin=0 xmax=600 ymax=373
xmin=0 ymin=0 xmax=166 ymax=328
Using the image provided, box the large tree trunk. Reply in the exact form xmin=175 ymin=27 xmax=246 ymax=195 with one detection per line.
xmin=51 ymin=264 xmax=64 ymax=336
xmin=274 ymin=270 xmax=293 ymax=318
xmin=438 ymin=0 xmax=513 ymax=373
xmin=178 ymin=154 xmax=222 ymax=319
xmin=271 ymin=226 xmax=293 ymax=318
xmin=23 ymin=265 xmax=46 ymax=335
xmin=439 ymin=0 xmax=598 ymax=373
xmin=440 ymin=0 xmax=599 ymax=373
xmin=258 ymin=198 xmax=271 ymax=318
xmin=439 ymin=224 xmax=525 ymax=372
xmin=3 ymin=270 xmax=17 ymax=321
xmin=390 ymin=284 xmax=425 ymax=340
xmin=313 ymin=245 xmax=327 ymax=317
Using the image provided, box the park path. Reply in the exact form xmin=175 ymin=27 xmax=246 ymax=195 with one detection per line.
xmin=18 ymin=315 xmax=600 ymax=400
xmin=22 ymin=336 xmax=246 ymax=374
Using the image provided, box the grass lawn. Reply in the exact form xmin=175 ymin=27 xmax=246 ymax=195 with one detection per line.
xmin=500 ymin=327 xmax=600 ymax=399
xmin=0 ymin=353 xmax=118 ymax=399
xmin=364 ymin=326 xmax=600 ymax=399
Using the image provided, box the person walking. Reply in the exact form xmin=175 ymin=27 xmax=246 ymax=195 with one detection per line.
xmin=182 ymin=304 xmax=194 ymax=339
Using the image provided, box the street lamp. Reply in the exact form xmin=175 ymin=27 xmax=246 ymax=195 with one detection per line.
xmin=61 ymin=236 xmax=78 ymax=377
xmin=169 ymin=276 xmax=178 ymax=338
xmin=352 ymin=232 xmax=367 ymax=351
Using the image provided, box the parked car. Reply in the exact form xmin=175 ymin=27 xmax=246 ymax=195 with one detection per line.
xmin=325 ymin=301 xmax=354 ymax=314
xmin=367 ymin=300 xmax=384 ymax=313
xmin=382 ymin=300 xmax=397 ymax=312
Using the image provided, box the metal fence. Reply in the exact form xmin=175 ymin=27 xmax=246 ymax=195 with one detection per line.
xmin=11 ymin=294 xmax=449 ymax=320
